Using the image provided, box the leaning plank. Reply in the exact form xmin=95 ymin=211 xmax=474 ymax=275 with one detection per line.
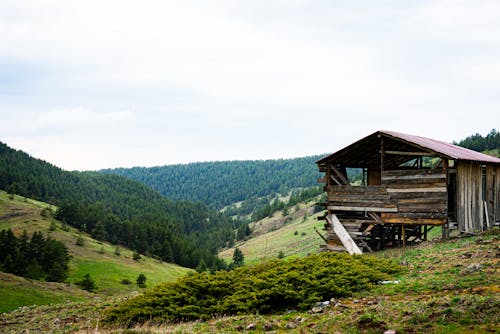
xmin=327 ymin=205 xmax=398 ymax=212
xmin=325 ymin=213 xmax=362 ymax=255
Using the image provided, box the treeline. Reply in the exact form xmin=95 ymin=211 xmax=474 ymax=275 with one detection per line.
xmin=100 ymin=156 xmax=324 ymax=210
xmin=453 ymin=129 xmax=500 ymax=153
xmin=55 ymin=201 xmax=239 ymax=268
xmin=250 ymin=186 xmax=324 ymax=222
xmin=0 ymin=141 xmax=244 ymax=269
xmin=0 ymin=229 xmax=70 ymax=282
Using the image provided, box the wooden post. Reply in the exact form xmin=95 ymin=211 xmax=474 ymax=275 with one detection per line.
xmin=402 ymin=224 xmax=406 ymax=250
xmin=380 ymin=136 xmax=384 ymax=175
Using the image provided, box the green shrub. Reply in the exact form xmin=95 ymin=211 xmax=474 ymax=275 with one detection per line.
xmin=76 ymin=273 xmax=97 ymax=292
xmin=136 ymin=273 xmax=147 ymax=288
xmin=104 ymin=252 xmax=402 ymax=326
xmin=76 ymin=236 xmax=85 ymax=246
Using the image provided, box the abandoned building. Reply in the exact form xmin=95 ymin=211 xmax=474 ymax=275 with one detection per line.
xmin=316 ymin=130 xmax=500 ymax=254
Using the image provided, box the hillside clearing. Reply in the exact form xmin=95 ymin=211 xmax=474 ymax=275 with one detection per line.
xmin=1 ymin=230 xmax=498 ymax=333
xmin=0 ymin=191 xmax=192 ymax=312
xmin=219 ymin=201 xmax=324 ymax=264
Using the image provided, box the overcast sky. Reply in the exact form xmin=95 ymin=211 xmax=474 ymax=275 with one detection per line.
xmin=1 ymin=0 xmax=499 ymax=171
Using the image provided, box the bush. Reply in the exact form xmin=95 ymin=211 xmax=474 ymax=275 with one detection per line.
xmin=136 ymin=273 xmax=147 ymax=288
xmin=76 ymin=236 xmax=85 ymax=246
xmin=76 ymin=273 xmax=97 ymax=292
xmin=104 ymin=252 xmax=402 ymax=325
xmin=133 ymin=251 xmax=141 ymax=261
xmin=121 ymin=278 xmax=132 ymax=285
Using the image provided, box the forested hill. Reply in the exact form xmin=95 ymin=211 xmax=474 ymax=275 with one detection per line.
xmin=0 ymin=141 xmax=240 ymax=269
xmin=454 ymin=129 xmax=500 ymax=157
xmin=100 ymin=156 xmax=324 ymax=209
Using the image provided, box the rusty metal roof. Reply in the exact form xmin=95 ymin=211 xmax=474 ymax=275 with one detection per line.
xmin=317 ymin=130 xmax=500 ymax=165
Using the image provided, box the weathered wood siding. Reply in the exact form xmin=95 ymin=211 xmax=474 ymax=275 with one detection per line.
xmin=325 ymin=170 xmax=447 ymax=225
xmin=380 ymin=170 xmax=447 ymax=225
xmin=456 ymin=162 xmax=483 ymax=232
xmin=496 ymin=165 xmax=500 ymax=222
xmin=485 ymin=165 xmax=494 ymax=227
xmin=325 ymin=185 xmax=396 ymax=212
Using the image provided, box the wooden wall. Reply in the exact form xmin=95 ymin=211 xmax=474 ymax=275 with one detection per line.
xmin=495 ymin=165 xmax=500 ymax=223
xmin=456 ymin=162 xmax=483 ymax=232
xmin=380 ymin=169 xmax=447 ymax=225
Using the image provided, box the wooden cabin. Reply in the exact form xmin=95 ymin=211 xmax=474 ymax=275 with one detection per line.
xmin=316 ymin=130 xmax=500 ymax=254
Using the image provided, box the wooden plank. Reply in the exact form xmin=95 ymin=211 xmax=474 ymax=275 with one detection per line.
xmin=326 ymin=185 xmax=387 ymax=193
xmin=397 ymin=207 xmax=447 ymax=214
xmin=496 ymin=166 xmax=500 ymax=222
xmin=484 ymin=201 xmax=490 ymax=229
xmin=326 ymin=214 xmax=362 ymax=255
xmin=382 ymin=178 xmax=446 ymax=185
xmin=388 ymin=192 xmax=447 ymax=199
xmin=381 ymin=173 xmax=446 ymax=181
xmin=331 ymin=166 xmax=350 ymax=185
xmin=382 ymin=169 xmax=444 ymax=177
xmin=385 ymin=182 xmax=447 ymax=189
xmin=329 ymin=201 xmax=393 ymax=207
xmin=327 ymin=205 xmax=397 ymax=212
xmin=368 ymin=212 xmax=383 ymax=224
xmin=381 ymin=213 xmax=446 ymax=225
xmin=383 ymin=150 xmax=431 ymax=156
xmin=327 ymin=193 xmax=391 ymax=201
xmin=387 ymin=187 xmax=446 ymax=193
xmin=485 ymin=165 xmax=494 ymax=227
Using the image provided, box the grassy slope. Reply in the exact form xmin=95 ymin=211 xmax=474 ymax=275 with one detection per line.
xmin=1 ymin=230 xmax=498 ymax=333
xmin=0 ymin=191 xmax=192 ymax=312
xmin=218 ymin=200 xmax=325 ymax=265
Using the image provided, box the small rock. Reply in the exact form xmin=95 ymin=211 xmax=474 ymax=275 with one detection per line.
xmin=263 ymin=323 xmax=274 ymax=331
xmin=330 ymin=297 xmax=337 ymax=304
xmin=294 ymin=316 xmax=302 ymax=323
xmin=235 ymin=324 xmax=244 ymax=331
xmin=463 ymin=263 xmax=482 ymax=273
xmin=265 ymin=331 xmax=277 ymax=334
xmin=353 ymin=299 xmax=360 ymax=303
xmin=384 ymin=330 xmax=397 ymax=334
xmin=311 ymin=306 xmax=323 ymax=313
xmin=246 ymin=323 xmax=256 ymax=330
xmin=286 ymin=322 xmax=297 ymax=329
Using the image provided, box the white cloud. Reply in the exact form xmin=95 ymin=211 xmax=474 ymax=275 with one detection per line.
xmin=0 ymin=0 xmax=499 ymax=170
xmin=33 ymin=108 xmax=135 ymax=129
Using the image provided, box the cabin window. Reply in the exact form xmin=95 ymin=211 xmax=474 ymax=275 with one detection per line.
xmin=347 ymin=168 xmax=365 ymax=185
xmin=398 ymin=156 xmax=441 ymax=169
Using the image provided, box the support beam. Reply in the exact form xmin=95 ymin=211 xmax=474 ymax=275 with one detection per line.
xmin=383 ymin=150 xmax=430 ymax=156
xmin=326 ymin=213 xmax=362 ymax=255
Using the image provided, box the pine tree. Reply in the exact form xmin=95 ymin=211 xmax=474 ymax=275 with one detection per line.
xmin=232 ymin=247 xmax=244 ymax=267
xmin=136 ymin=273 xmax=147 ymax=288
xmin=76 ymin=274 xmax=97 ymax=292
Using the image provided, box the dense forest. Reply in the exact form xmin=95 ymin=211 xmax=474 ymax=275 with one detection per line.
xmin=100 ymin=156 xmax=324 ymax=210
xmin=453 ymin=129 xmax=500 ymax=154
xmin=0 ymin=229 xmax=70 ymax=282
xmin=0 ymin=141 xmax=244 ymax=269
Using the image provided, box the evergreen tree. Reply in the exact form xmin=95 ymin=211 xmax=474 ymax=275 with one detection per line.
xmin=76 ymin=273 xmax=97 ymax=292
xmin=232 ymin=247 xmax=244 ymax=267
xmin=136 ymin=273 xmax=147 ymax=288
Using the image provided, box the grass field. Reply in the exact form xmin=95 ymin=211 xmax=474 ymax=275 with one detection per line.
xmin=219 ymin=200 xmax=324 ymax=264
xmin=0 ymin=190 xmax=192 ymax=312
xmin=2 ymin=229 xmax=498 ymax=333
